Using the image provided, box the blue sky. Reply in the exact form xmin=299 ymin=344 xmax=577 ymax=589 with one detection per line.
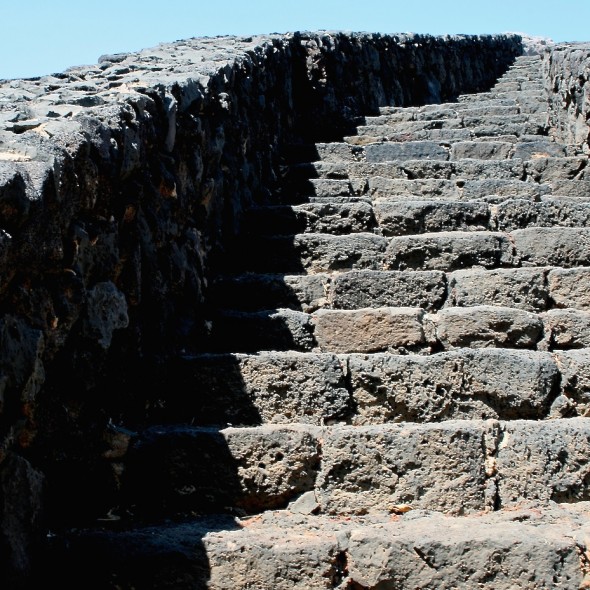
xmin=1 ymin=0 xmax=588 ymax=80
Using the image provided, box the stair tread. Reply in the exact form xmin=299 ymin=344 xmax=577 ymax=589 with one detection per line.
xmin=42 ymin=503 xmax=590 ymax=590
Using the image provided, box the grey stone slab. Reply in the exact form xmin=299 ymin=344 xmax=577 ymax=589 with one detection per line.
xmin=495 ymin=198 xmax=590 ymax=231
xmin=460 ymin=178 xmax=549 ymax=200
xmin=511 ymin=227 xmax=590 ymax=267
xmin=555 ymin=349 xmax=590 ymax=416
xmin=211 ymin=273 xmax=330 ymax=313
xmin=548 ymin=267 xmax=590 ymax=311
xmin=329 ymin=269 xmax=446 ymax=311
xmin=447 ymin=267 xmax=549 ymax=312
xmin=451 ymin=158 xmax=525 ymax=180
xmin=312 ymin=307 xmax=427 ymax=354
xmin=346 ymin=509 xmax=588 ymax=590
xmin=524 ymin=156 xmax=587 ymax=182
xmin=368 ymin=177 xmax=463 ymax=199
xmin=316 ymin=421 xmax=495 ymax=515
xmin=235 ymin=233 xmax=388 ymax=273
xmin=315 ymin=142 xmax=364 ymax=162
xmin=172 ymin=351 xmax=352 ymax=425
xmin=429 ymin=305 xmax=543 ymax=349
xmin=210 ymin=308 xmax=316 ymax=352
xmin=512 ymin=140 xmax=567 ymax=159
xmin=364 ymin=141 xmax=449 ymax=162
xmin=45 ymin=505 xmax=590 ymax=590
xmin=124 ymin=424 xmax=322 ymax=515
xmin=244 ymin=202 xmax=377 ymax=235
xmin=346 ymin=349 xmax=557 ymax=423
xmin=374 ymin=200 xmax=490 ymax=235
xmin=497 ymin=418 xmax=590 ymax=506
xmin=384 ymin=231 xmax=515 ymax=271
xmin=548 ymin=179 xmax=590 ymax=197
xmin=450 ymin=141 xmax=513 ymax=160
xmin=540 ymin=309 xmax=590 ymax=350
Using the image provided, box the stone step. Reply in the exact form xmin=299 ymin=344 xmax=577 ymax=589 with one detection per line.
xmin=241 ymin=198 xmax=590 ymax=237
xmin=386 ymin=228 xmax=590 ymax=271
xmin=212 ymin=266 xmax=590 ymax=315
xmin=363 ymin=178 xmax=589 ymax=201
xmin=293 ymin=158 xmax=586 ymax=200
xmin=365 ymin=177 xmax=551 ymax=200
xmin=376 ymin=97 xmax=540 ymax=117
xmin=207 ymin=304 xmax=590 ymax=354
xmin=160 ymin=347 xmax=589 ymax=425
xmin=223 ymin=232 xmax=389 ymax=273
xmin=146 ymin=348 xmax=590 ymax=426
xmin=242 ymin=201 xmax=377 ymax=235
xmin=312 ymin=138 xmax=574 ymax=164
xmin=365 ymin=103 xmax=523 ymax=124
xmin=72 ymin=418 xmax=590 ymax=519
xmin=354 ymin=115 xmax=549 ymax=138
xmin=225 ymin=228 xmax=590 ymax=274
xmin=38 ymin=503 xmax=590 ymax=590
xmin=311 ymin=141 xmax=574 ymax=166
xmin=457 ymin=90 xmax=548 ymax=103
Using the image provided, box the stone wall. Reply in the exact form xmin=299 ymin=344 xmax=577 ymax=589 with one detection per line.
xmin=544 ymin=42 xmax=590 ymax=152
xmin=0 ymin=31 xmax=523 ymax=584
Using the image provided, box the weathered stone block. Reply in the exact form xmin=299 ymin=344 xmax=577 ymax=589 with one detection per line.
xmin=329 ymin=270 xmax=446 ymax=311
xmin=125 ymin=424 xmax=321 ymax=514
xmin=385 ymin=231 xmax=515 ymax=271
xmin=555 ymin=349 xmax=590 ymax=415
xmin=364 ymin=141 xmax=449 ymax=162
xmin=312 ymin=308 xmax=426 ymax=353
xmin=345 ymin=352 xmax=465 ymax=423
xmin=446 ymin=267 xmax=549 ymax=312
xmin=540 ymin=309 xmax=590 ymax=350
xmin=173 ymin=352 xmax=352 ymax=425
xmin=345 ymin=349 xmax=558 ymax=423
xmin=210 ymin=309 xmax=316 ymax=352
xmin=548 ymin=267 xmax=590 ymax=310
xmin=511 ymin=227 xmax=590 ymax=267
xmin=450 ymin=141 xmax=513 ymax=160
xmin=496 ymin=418 xmax=590 ymax=506
xmin=524 ymin=156 xmax=587 ymax=182
xmin=346 ymin=512 xmax=587 ymax=590
xmin=374 ymin=200 xmax=489 ymax=236
xmin=430 ymin=305 xmax=543 ymax=349
xmin=316 ymin=421 xmax=495 ymax=515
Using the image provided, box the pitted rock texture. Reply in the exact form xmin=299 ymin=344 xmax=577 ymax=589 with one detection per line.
xmin=4 ymin=29 xmax=590 ymax=590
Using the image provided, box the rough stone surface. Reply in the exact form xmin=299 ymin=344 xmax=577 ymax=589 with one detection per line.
xmin=312 ymin=308 xmax=426 ymax=353
xmin=385 ymin=231 xmax=515 ymax=271
xmin=167 ymin=352 xmax=352 ymax=425
xmin=123 ymin=424 xmax=321 ymax=516
xmin=429 ymin=305 xmax=543 ymax=349
xmin=3 ymin=29 xmax=590 ymax=590
xmin=548 ymin=267 xmax=590 ymax=310
xmin=496 ymin=418 xmax=590 ymax=506
xmin=329 ymin=269 xmax=447 ymax=311
xmin=446 ymin=267 xmax=549 ymax=311
xmin=316 ymin=421 xmax=495 ymax=515
xmin=346 ymin=349 xmax=558 ymax=423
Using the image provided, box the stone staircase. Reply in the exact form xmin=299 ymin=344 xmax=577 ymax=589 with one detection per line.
xmin=45 ymin=54 xmax=590 ymax=588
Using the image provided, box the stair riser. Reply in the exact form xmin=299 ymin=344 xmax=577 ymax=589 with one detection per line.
xmin=117 ymin=419 xmax=590 ymax=517
xmin=244 ymin=198 xmax=590 ymax=237
xmin=299 ymin=157 xmax=585 ymax=184
xmin=45 ymin=509 xmax=590 ymax=590
xmin=228 ymin=228 xmax=590 ymax=275
xmin=208 ymin=305 xmax=590 ymax=354
xmin=169 ymin=348 xmax=583 ymax=425
xmin=214 ymin=266 xmax=590 ymax=315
